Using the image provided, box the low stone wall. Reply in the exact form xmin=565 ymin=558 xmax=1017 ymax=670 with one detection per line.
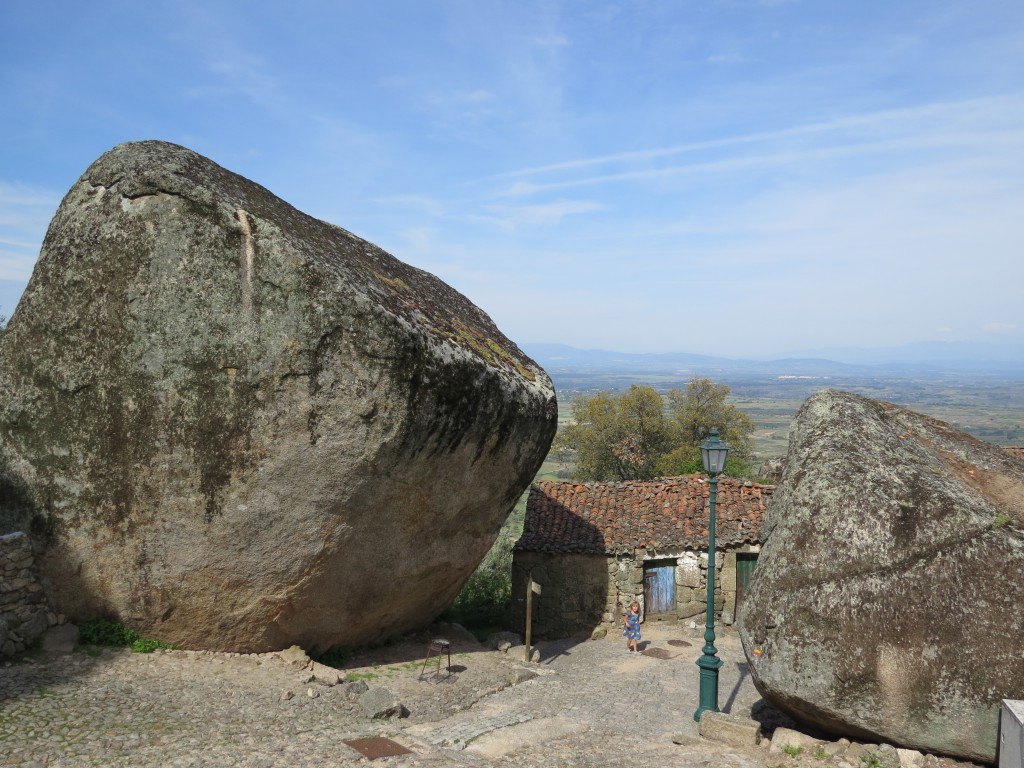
xmin=1 ymin=531 xmax=60 ymax=655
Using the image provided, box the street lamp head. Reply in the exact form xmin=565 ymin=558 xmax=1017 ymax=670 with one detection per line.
xmin=700 ymin=428 xmax=730 ymax=476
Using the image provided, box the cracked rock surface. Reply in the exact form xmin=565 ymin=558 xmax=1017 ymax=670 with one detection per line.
xmin=738 ymin=389 xmax=1024 ymax=763
xmin=0 ymin=140 xmax=556 ymax=653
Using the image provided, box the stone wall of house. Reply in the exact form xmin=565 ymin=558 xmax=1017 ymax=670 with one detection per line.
xmin=606 ymin=548 xmax=722 ymax=625
xmin=511 ymin=551 xmax=609 ymax=638
xmin=605 ymin=555 xmax=644 ymax=621
xmin=0 ymin=531 xmax=60 ymax=656
xmin=673 ymin=550 xmax=720 ymax=621
xmin=511 ymin=543 xmax=760 ymax=639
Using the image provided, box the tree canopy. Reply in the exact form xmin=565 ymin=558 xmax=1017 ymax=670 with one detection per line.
xmin=554 ymin=376 xmax=755 ymax=482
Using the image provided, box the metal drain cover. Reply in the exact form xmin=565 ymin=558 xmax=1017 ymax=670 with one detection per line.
xmin=641 ymin=647 xmax=677 ymax=660
xmin=342 ymin=737 xmax=413 ymax=760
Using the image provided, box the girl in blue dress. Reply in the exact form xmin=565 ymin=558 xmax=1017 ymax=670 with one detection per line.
xmin=623 ymin=601 xmax=641 ymax=653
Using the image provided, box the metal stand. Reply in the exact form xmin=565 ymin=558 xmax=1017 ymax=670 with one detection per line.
xmin=419 ymin=638 xmax=451 ymax=679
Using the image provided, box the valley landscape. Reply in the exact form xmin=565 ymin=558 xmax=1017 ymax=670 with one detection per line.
xmin=523 ymin=342 xmax=1024 ymax=466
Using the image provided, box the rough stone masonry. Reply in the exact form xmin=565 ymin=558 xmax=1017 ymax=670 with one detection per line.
xmin=0 ymin=141 xmax=557 ymax=653
xmin=0 ymin=531 xmax=59 ymax=656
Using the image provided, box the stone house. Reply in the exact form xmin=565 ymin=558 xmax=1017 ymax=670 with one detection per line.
xmin=511 ymin=475 xmax=772 ymax=639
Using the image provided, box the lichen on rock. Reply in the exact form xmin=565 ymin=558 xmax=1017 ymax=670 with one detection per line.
xmin=737 ymin=389 xmax=1024 ymax=763
xmin=0 ymin=140 xmax=557 ymax=653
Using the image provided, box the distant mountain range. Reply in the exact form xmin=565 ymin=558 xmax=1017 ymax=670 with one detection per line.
xmin=520 ymin=341 xmax=1024 ymax=378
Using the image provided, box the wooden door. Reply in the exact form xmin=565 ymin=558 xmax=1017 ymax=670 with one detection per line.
xmin=643 ymin=559 xmax=676 ymax=616
xmin=735 ymin=553 xmax=758 ymax=611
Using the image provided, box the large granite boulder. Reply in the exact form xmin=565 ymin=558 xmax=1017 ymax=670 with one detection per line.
xmin=738 ymin=389 xmax=1024 ymax=763
xmin=0 ymin=141 xmax=557 ymax=653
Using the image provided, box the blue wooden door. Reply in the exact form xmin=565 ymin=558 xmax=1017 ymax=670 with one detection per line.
xmin=643 ymin=560 xmax=676 ymax=615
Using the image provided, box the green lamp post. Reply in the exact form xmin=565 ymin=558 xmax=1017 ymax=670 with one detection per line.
xmin=694 ymin=428 xmax=729 ymax=722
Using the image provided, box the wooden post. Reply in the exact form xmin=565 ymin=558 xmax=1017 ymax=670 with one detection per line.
xmin=524 ymin=574 xmax=541 ymax=662
xmin=524 ymin=573 xmax=533 ymax=662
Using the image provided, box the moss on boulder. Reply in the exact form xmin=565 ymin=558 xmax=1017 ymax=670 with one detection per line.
xmin=0 ymin=141 xmax=557 ymax=652
xmin=738 ymin=389 xmax=1024 ymax=763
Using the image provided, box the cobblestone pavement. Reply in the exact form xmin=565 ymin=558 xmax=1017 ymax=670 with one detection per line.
xmin=0 ymin=623 xmax=979 ymax=767
xmin=405 ymin=622 xmax=766 ymax=767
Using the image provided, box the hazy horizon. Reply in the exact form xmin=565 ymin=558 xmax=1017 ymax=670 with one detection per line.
xmin=520 ymin=339 xmax=1024 ymax=370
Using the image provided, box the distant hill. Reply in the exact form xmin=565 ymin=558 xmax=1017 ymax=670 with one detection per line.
xmin=790 ymin=340 xmax=1024 ymax=370
xmin=520 ymin=342 xmax=1024 ymax=378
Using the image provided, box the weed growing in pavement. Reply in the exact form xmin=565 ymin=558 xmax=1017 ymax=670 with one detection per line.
xmin=345 ymin=672 xmax=379 ymax=681
xmin=782 ymin=744 xmax=804 ymax=757
xmin=814 ymin=746 xmax=832 ymax=759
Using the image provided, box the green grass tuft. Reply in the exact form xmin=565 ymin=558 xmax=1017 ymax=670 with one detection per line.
xmin=78 ymin=617 xmax=175 ymax=653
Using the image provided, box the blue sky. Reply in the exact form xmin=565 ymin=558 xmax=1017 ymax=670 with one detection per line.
xmin=2 ymin=1 xmax=1022 ymax=358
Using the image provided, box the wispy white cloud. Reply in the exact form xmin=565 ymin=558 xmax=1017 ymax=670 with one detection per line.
xmin=493 ymin=127 xmax=1024 ymax=199
xmin=531 ymin=34 xmax=570 ymax=47
xmin=0 ymin=184 xmax=60 ymax=208
xmin=495 ymin=94 xmax=1024 ymax=182
xmin=467 ymin=199 xmax=605 ymax=230
xmin=714 ymin=0 xmax=798 ymax=6
xmin=419 ymin=88 xmax=498 ymax=122
xmin=426 ymin=89 xmax=496 ymax=106
xmin=706 ymin=52 xmax=751 ymax=64
xmin=372 ymin=195 xmax=447 ymax=217
xmin=0 ymin=181 xmax=58 ymax=281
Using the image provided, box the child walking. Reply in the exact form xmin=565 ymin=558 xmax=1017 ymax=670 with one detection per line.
xmin=623 ymin=601 xmax=641 ymax=654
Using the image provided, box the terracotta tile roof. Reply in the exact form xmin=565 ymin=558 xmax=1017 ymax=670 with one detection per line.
xmin=516 ymin=475 xmax=772 ymax=556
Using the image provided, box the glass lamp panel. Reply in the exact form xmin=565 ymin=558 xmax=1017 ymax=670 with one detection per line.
xmin=704 ymin=448 xmax=728 ymax=474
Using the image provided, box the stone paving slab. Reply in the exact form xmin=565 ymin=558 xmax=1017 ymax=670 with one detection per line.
xmin=423 ymin=711 xmax=534 ymax=747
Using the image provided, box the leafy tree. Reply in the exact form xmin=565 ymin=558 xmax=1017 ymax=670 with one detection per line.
xmin=555 ymin=385 xmax=676 ymax=481
xmin=442 ymin=529 xmax=514 ymax=633
xmin=667 ymin=374 xmax=754 ymax=453
xmin=555 ymin=376 xmax=755 ymax=481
